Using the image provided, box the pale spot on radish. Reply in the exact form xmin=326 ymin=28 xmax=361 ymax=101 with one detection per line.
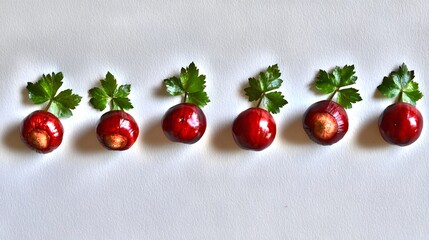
xmin=28 ymin=129 xmax=50 ymax=150
xmin=312 ymin=113 xmax=338 ymax=141
xmin=103 ymin=133 xmax=129 ymax=150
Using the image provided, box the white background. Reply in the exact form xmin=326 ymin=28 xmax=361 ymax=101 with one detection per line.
xmin=1 ymin=0 xmax=429 ymax=239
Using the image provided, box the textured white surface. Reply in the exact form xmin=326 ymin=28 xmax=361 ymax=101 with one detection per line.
xmin=1 ymin=0 xmax=429 ymax=239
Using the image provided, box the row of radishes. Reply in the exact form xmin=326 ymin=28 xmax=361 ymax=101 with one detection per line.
xmin=20 ymin=63 xmax=423 ymax=153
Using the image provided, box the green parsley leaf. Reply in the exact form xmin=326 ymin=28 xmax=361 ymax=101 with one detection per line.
xmin=115 ymin=84 xmax=131 ymax=98
xmin=315 ymin=70 xmax=336 ymax=94
xmin=337 ymin=65 xmax=357 ymax=86
xmin=164 ymin=77 xmax=183 ymax=96
xmin=26 ymin=72 xmax=82 ymax=118
xmin=50 ymin=101 xmax=72 ymax=118
xmin=377 ymin=63 xmax=423 ymax=106
xmin=163 ymin=62 xmax=210 ymax=107
xmin=187 ymin=91 xmax=210 ymax=107
xmin=264 ymin=91 xmax=288 ymax=114
xmin=315 ymin=65 xmax=362 ymax=108
xmin=54 ymin=89 xmax=82 ymax=109
xmin=245 ymin=77 xmax=264 ymax=101
xmin=101 ymin=72 xmax=118 ymax=96
xmin=243 ymin=64 xmax=287 ymax=114
xmin=89 ymin=72 xmax=134 ymax=111
xmin=27 ymin=72 xmax=63 ymax=104
xmin=88 ymin=88 xmax=109 ymax=111
xmin=377 ymin=76 xmax=401 ymax=98
xmin=337 ymin=88 xmax=362 ymax=109
xmin=112 ymin=97 xmax=133 ymax=111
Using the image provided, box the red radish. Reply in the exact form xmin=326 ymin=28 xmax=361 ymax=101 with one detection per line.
xmin=96 ymin=110 xmax=139 ymax=150
xmin=20 ymin=72 xmax=82 ymax=153
xmin=162 ymin=103 xmax=206 ymax=144
xmin=377 ymin=64 xmax=423 ymax=146
xmin=378 ymin=102 xmax=423 ymax=146
xmin=232 ymin=64 xmax=287 ymax=151
xmin=303 ymin=100 xmax=348 ymax=145
xmin=162 ymin=62 xmax=209 ymax=144
xmin=21 ymin=110 xmax=64 ymax=153
xmin=232 ymin=107 xmax=277 ymax=151
xmin=89 ymin=72 xmax=139 ymax=151
xmin=303 ymin=65 xmax=361 ymax=145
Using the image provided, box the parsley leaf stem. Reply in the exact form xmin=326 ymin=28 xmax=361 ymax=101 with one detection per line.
xmin=327 ymin=89 xmax=338 ymax=101
xmin=45 ymin=100 xmax=53 ymax=111
xmin=256 ymin=94 xmax=264 ymax=108
xmin=110 ymin=98 xmax=114 ymax=111
xmin=397 ymin=91 xmax=403 ymax=103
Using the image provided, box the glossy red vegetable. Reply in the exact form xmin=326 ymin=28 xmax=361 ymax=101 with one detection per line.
xmin=162 ymin=103 xmax=206 ymax=144
xmin=232 ymin=108 xmax=276 ymax=151
xmin=20 ymin=110 xmax=64 ymax=153
xmin=96 ymin=110 xmax=139 ymax=150
xmin=378 ymin=102 xmax=423 ymax=146
xmin=303 ymin=100 xmax=349 ymax=145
